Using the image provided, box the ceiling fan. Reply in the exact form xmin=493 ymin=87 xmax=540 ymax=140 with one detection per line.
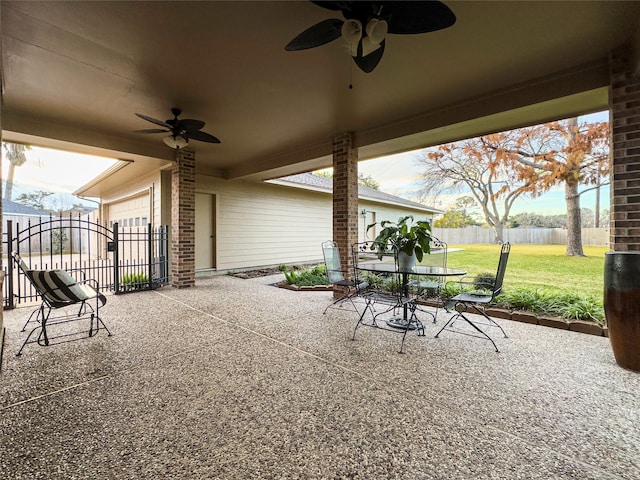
xmin=133 ymin=108 xmax=221 ymax=149
xmin=285 ymin=1 xmax=456 ymax=73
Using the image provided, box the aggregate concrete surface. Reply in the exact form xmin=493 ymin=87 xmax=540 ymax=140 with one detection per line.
xmin=1 ymin=274 xmax=638 ymax=479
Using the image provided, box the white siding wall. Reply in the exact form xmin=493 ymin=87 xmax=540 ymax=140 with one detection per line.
xmin=357 ymin=202 xmax=435 ymax=242
xmin=196 ymin=175 xmax=436 ymax=271
xmin=94 ymin=170 xmax=437 ymax=272
xmin=197 ymin=175 xmax=330 ymax=270
xmin=101 ymin=171 xmax=162 ymax=227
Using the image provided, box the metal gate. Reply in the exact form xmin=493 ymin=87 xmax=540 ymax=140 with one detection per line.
xmin=3 ymin=214 xmax=169 ymax=309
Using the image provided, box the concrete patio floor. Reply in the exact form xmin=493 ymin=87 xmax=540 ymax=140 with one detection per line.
xmin=1 ymin=274 xmax=638 ymax=479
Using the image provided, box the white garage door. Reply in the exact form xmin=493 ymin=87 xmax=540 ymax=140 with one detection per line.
xmin=107 ymin=193 xmax=150 ymax=229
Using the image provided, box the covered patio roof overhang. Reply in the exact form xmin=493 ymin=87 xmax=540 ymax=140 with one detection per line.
xmin=2 ymin=1 xmax=640 ymax=286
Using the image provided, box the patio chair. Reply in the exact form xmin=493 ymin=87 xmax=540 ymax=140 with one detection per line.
xmin=408 ymin=236 xmax=448 ymax=322
xmin=14 ymin=252 xmax=111 ymax=356
xmin=351 ymin=241 xmax=423 ymax=353
xmin=435 ymin=242 xmax=511 ymax=352
xmin=322 ymin=240 xmax=369 ymax=314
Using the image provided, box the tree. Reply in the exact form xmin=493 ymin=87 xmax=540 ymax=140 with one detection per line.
xmin=434 ymin=197 xmax=479 ymax=227
xmin=2 ymin=142 xmax=31 ymax=201
xmin=486 ymin=117 xmax=609 ymax=256
xmin=15 ymin=191 xmax=54 ymax=211
xmin=418 ymin=137 xmax=538 ymax=242
xmin=509 ymin=212 xmax=567 ymax=228
xmin=314 ymin=169 xmax=380 ymax=189
xmin=357 ymin=173 xmax=380 ymax=190
xmin=433 ymin=209 xmax=478 ymax=228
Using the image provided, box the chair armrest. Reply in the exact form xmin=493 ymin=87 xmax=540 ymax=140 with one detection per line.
xmin=78 ymin=278 xmax=100 ymax=290
xmin=444 ymin=277 xmax=493 ymax=297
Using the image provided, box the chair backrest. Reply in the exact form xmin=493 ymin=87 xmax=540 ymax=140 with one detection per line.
xmin=421 ymin=236 xmax=448 ymax=269
xmin=322 ymin=240 xmax=345 ymax=285
xmin=13 ymin=251 xmax=89 ymax=307
xmin=491 ymin=242 xmax=511 ymax=299
xmin=352 ymin=241 xmax=403 ymax=298
xmin=409 ymin=236 xmax=448 ymax=292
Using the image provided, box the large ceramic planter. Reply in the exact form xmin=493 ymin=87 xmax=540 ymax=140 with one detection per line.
xmin=397 ymin=251 xmax=416 ymax=272
xmin=604 ymin=252 xmax=640 ymax=371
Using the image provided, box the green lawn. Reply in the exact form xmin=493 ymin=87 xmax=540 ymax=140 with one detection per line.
xmin=439 ymin=244 xmax=607 ymax=299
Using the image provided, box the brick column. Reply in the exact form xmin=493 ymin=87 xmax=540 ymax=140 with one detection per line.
xmin=610 ymin=46 xmax=640 ymax=251
xmin=332 ymin=132 xmax=359 ymax=285
xmin=171 ymin=148 xmax=196 ymax=287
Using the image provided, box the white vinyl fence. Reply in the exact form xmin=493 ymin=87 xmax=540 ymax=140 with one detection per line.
xmin=432 ymin=227 xmax=609 ymax=246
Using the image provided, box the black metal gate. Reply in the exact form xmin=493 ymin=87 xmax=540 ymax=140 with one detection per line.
xmin=3 ymin=214 xmax=169 ymax=309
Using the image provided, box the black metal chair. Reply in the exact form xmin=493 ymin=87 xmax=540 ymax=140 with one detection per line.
xmin=408 ymin=236 xmax=448 ymax=322
xmin=435 ymin=242 xmax=511 ymax=352
xmin=14 ymin=252 xmax=111 ymax=355
xmin=351 ymin=241 xmax=423 ymax=353
xmin=322 ymin=240 xmax=368 ymax=314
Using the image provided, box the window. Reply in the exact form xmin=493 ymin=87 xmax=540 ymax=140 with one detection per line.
xmin=135 ymin=217 xmax=140 ymax=227
xmin=142 ymin=217 xmax=148 ymax=226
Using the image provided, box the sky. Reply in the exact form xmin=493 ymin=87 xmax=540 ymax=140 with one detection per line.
xmin=2 ymin=146 xmax=117 ymax=207
xmin=358 ymin=110 xmax=610 ymax=216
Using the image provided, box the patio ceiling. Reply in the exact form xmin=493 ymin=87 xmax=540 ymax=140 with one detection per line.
xmin=2 ymin=1 xmax=640 ymax=181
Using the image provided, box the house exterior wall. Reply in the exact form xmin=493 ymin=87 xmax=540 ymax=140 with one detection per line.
xmin=91 ymin=170 xmax=436 ymax=273
xmin=100 ymin=170 xmax=162 ymax=228
xmin=357 ymin=202 xmax=435 ymax=242
xmin=195 ymin=174 xmax=435 ymax=271
xmin=196 ymin=175 xmax=330 ymax=270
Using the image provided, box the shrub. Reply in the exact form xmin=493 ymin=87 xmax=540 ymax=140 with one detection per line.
xmin=473 ymin=272 xmax=496 ymax=292
xmin=282 ymin=264 xmax=328 ymax=287
xmin=497 ymin=288 xmax=604 ymax=326
xmin=498 ymin=288 xmax=545 ymax=312
xmin=555 ymin=295 xmax=605 ymax=326
xmin=122 ymin=273 xmax=148 ymax=286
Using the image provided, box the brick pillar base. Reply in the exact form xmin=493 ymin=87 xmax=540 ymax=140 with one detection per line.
xmin=171 ymin=149 xmax=196 ymax=288
xmin=332 ymin=132 xmax=359 ymax=295
xmin=610 ymin=45 xmax=640 ymax=251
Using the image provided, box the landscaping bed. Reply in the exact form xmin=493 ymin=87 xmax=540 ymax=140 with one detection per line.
xmin=231 ymin=260 xmax=606 ymax=336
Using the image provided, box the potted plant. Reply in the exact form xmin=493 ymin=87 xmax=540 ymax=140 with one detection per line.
xmin=367 ymin=215 xmax=432 ymax=270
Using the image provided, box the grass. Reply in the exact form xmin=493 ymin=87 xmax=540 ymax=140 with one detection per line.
xmin=441 ymin=244 xmax=607 ymax=299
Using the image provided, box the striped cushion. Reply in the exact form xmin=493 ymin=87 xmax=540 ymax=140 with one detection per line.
xmin=27 ymin=269 xmax=97 ymax=307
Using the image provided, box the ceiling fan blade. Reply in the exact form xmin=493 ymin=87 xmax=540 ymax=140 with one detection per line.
xmin=135 ymin=113 xmax=172 ymax=129
xmin=385 ymin=1 xmax=456 ymax=34
xmin=353 ymin=39 xmax=385 ymax=73
xmin=188 ymin=130 xmax=221 ymax=144
xmin=285 ymin=18 xmax=344 ymax=51
xmin=177 ymin=119 xmax=206 ymax=132
xmin=311 ymin=1 xmax=351 ymax=11
xmin=133 ymin=128 xmax=169 ymax=134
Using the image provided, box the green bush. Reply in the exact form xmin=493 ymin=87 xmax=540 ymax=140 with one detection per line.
xmin=122 ymin=273 xmax=148 ymax=286
xmin=473 ymin=272 xmax=496 ymax=291
xmin=498 ymin=288 xmax=605 ymax=326
xmin=282 ymin=264 xmax=329 ymax=287
xmin=498 ymin=288 xmax=545 ymax=312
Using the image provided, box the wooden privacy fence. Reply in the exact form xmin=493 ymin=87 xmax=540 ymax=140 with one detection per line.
xmin=432 ymin=227 xmax=609 ymax=246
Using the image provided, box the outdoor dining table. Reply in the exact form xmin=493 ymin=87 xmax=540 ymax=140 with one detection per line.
xmin=355 ymin=262 xmax=467 ymax=330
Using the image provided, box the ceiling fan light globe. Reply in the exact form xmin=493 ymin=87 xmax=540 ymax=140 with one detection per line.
xmin=341 ymin=19 xmax=362 ymax=46
xmin=163 ymin=135 xmax=189 ymax=149
xmin=361 ymin=36 xmax=383 ymax=57
xmin=366 ymin=19 xmax=387 ymax=45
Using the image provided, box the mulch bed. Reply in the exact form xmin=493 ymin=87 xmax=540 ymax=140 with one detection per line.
xmin=229 ymin=267 xmax=284 ymax=279
xmin=229 ymin=264 xmax=320 ymax=279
